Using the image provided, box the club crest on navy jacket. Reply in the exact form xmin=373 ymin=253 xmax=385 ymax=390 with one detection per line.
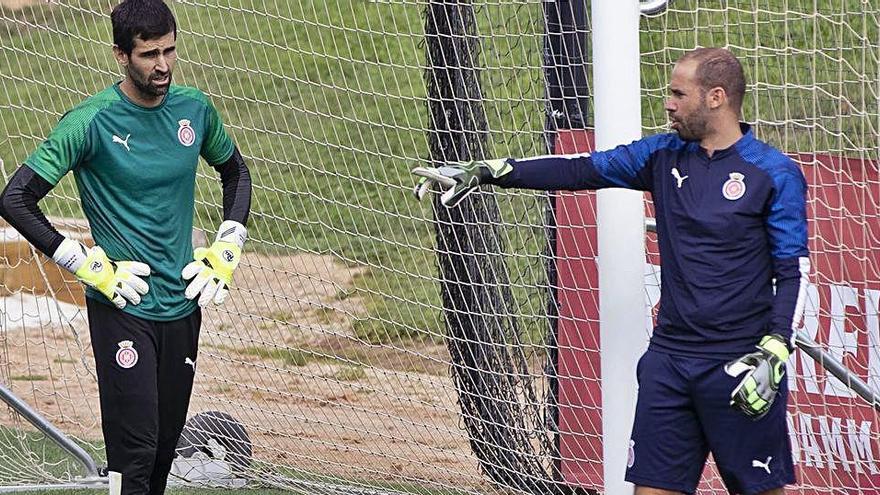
xmin=492 ymin=124 xmax=810 ymax=358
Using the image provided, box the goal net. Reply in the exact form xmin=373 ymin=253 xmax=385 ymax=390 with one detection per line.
xmin=641 ymin=3 xmax=880 ymax=492
xmin=0 ymin=0 xmax=878 ymax=494
xmin=559 ymin=2 xmax=880 ymax=492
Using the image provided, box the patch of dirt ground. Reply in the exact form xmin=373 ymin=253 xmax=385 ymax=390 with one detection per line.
xmin=0 ymin=251 xmax=490 ymax=491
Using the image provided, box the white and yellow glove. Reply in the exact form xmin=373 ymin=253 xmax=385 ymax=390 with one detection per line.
xmin=412 ymin=159 xmax=513 ymax=207
xmin=725 ymin=334 xmax=791 ymax=420
xmin=52 ymin=238 xmax=151 ymax=309
xmin=182 ymin=220 xmax=247 ymax=307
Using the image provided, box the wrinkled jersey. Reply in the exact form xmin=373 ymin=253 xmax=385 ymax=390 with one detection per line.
xmin=496 ymin=124 xmax=809 ymax=358
xmin=26 ymin=83 xmax=235 ymax=320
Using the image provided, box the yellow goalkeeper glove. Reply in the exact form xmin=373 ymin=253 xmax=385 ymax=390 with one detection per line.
xmin=182 ymin=220 xmax=247 ymax=307
xmin=52 ymin=238 xmax=151 ymax=309
xmin=725 ymin=334 xmax=791 ymax=420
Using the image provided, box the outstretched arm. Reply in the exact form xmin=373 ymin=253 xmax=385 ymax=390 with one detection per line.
xmin=491 ymin=148 xmax=646 ymax=191
xmin=412 ymin=133 xmax=680 ymax=207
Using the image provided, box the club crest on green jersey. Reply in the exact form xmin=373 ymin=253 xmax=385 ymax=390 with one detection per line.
xmin=178 ymin=119 xmax=196 ymax=147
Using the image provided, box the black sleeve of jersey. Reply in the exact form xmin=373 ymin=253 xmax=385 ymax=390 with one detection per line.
xmin=210 ymin=146 xmax=252 ymax=227
xmin=0 ymin=166 xmax=65 ymax=256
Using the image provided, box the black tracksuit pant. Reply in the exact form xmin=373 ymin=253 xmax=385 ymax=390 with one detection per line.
xmin=87 ymin=298 xmax=201 ymax=495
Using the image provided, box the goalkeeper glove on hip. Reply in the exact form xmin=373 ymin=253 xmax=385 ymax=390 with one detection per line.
xmin=182 ymin=220 xmax=246 ymax=307
xmin=412 ymin=158 xmax=513 ymax=207
xmin=52 ymin=238 xmax=151 ymax=309
xmin=725 ymin=334 xmax=791 ymax=420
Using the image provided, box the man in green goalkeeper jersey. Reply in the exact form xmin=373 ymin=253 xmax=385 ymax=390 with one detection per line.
xmin=0 ymin=1 xmax=252 ymax=493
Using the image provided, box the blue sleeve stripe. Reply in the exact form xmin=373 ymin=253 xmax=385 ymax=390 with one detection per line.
xmin=521 ymin=132 xmax=682 ymax=189
xmin=767 ymin=163 xmax=809 ymax=258
xmin=738 ymin=141 xmax=809 ymax=259
xmin=502 ymin=132 xmax=683 ymax=191
xmin=601 ymin=133 xmax=681 ymax=188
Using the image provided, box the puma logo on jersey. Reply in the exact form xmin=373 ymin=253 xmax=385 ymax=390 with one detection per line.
xmin=752 ymin=456 xmax=772 ymax=474
xmin=185 ymin=357 xmax=196 ymax=372
xmin=671 ymin=167 xmax=688 ymax=188
xmin=112 ymin=133 xmax=131 ymax=152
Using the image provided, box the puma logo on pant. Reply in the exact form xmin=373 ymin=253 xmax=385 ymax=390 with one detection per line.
xmin=751 ymin=456 xmax=772 ymax=474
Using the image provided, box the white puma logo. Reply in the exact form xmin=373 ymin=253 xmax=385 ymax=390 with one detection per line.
xmin=671 ymin=167 xmax=688 ymax=188
xmin=112 ymin=133 xmax=131 ymax=151
xmin=184 ymin=357 xmax=196 ymax=372
xmin=752 ymin=456 xmax=772 ymax=474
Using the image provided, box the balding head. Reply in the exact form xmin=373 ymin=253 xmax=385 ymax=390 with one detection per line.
xmin=678 ymin=48 xmax=746 ymax=113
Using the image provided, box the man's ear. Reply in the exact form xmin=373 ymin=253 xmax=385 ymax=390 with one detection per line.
xmin=706 ymin=86 xmax=727 ymax=110
xmin=112 ymin=45 xmax=128 ymax=67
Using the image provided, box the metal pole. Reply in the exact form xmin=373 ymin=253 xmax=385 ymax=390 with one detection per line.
xmin=794 ymin=330 xmax=880 ymax=412
xmin=592 ymin=1 xmax=645 ymax=493
xmin=0 ymin=383 xmax=100 ymax=478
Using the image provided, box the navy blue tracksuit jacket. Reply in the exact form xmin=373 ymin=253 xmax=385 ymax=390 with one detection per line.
xmin=489 ymin=124 xmax=809 ymax=358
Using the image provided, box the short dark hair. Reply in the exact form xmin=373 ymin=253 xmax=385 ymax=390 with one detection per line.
xmin=111 ymin=0 xmax=177 ymax=55
xmin=679 ymin=48 xmax=746 ymax=111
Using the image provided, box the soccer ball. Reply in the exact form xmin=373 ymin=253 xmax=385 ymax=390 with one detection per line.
xmin=172 ymin=411 xmax=252 ymax=480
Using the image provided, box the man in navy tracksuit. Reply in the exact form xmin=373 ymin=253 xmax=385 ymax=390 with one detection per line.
xmin=413 ymin=48 xmax=809 ymax=495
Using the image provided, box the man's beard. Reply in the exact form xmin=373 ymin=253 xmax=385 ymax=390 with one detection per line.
xmin=129 ymin=67 xmax=171 ymax=99
xmin=672 ymin=106 xmax=710 ymax=141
